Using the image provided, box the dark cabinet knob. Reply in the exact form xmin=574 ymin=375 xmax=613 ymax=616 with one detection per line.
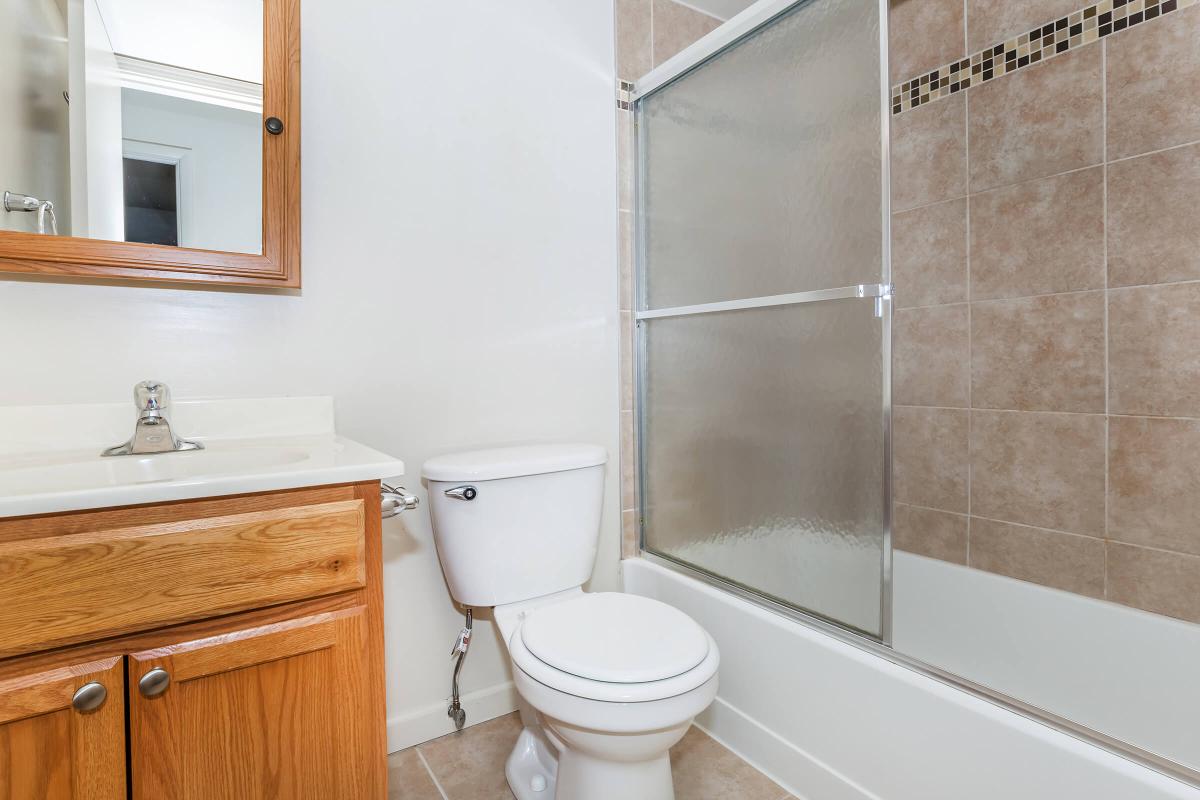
xmin=265 ymin=117 xmax=285 ymax=135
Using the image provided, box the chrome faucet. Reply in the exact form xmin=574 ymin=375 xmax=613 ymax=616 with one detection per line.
xmin=101 ymin=381 xmax=203 ymax=456
xmin=4 ymin=191 xmax=58 ymax=235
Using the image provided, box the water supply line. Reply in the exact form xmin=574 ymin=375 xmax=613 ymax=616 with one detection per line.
xmin=3 ymin=191 xmax=58 ymax=235
xmin=447 ymin=607 xmax=473 ymax=731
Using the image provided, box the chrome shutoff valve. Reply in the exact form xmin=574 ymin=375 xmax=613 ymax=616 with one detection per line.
xmin=447 ymin=609 xmax=473 ymax=732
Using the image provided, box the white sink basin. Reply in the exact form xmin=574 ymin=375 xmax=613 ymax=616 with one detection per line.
xmin=0 ymin=444 xmax=311 ymax=495
xmin=0 ymin=398 xmax=405 ymax=517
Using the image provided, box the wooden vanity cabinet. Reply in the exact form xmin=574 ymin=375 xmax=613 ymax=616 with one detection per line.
xmin=0 ymin=655 xmax=126 ymax=800
xmin=0 ymin=482 xmax=388 ymax=800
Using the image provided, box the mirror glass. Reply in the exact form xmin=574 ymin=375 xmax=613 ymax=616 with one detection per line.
xmin=2 ymin=0 xmax=263 ymax=254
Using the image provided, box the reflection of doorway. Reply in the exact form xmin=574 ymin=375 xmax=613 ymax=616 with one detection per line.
xmin=121 ymin=139 xmax=192 ymax=246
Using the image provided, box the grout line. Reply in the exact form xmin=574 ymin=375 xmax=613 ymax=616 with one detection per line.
xmin=893 ymin=192 xmax=971 ymax=216
xmin=973 ymin=160 xmax=1105 ymax=197
xmin=649 ymin=0 xmax=655 ymax=67
xmin=894 ymin=132 xmax=1200 ymax=219
xmin=892 ymin=134 xmax=1200 ymax=218
xmin=898 ymin=276 xmax=1200 ymax=311
xmin=1106 ymin=133 xmax=1200 ymax=166
xmin=898 ymin=404 xmax=1200 ymax=423
xmin=900 ymin=501 xmax=1106 ymax=543
xmin=415 ymin=748 xmax=451 ymax=800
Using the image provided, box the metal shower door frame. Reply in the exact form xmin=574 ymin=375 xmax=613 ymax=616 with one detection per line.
xmin=630 ymin=0 xmax=895 ymax=646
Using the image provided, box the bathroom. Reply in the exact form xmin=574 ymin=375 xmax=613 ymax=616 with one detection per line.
xmin=0 ymin=0 xmax=1197 ymax=797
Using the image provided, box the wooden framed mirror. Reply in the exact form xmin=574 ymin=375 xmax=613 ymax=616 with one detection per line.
xmin=0 ymin=0 xmax=300 ymax=288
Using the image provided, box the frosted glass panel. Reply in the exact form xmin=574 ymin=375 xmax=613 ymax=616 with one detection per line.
xmin=641 ymin=300 xmax=885 ymax=636
xmin=641 ymin=0 xmax=882 ymax=309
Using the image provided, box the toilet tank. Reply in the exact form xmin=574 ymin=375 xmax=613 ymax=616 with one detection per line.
xmin=423 ymin=443 xmax=607 ymax=608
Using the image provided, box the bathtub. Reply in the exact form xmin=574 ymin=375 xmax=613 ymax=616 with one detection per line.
xmin=623 ymin=555 xmax=1200 ymax=800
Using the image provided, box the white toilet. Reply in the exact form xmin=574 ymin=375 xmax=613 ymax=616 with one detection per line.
xmin=423 ymin=443 xmax=719 ymax=800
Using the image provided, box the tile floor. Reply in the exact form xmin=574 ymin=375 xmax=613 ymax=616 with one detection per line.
xmin=388 ymin=712 xmax=796 ymax=800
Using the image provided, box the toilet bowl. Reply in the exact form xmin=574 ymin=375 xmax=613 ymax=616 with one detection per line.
xmin=423 ymin=444 xmax=719 ymax=800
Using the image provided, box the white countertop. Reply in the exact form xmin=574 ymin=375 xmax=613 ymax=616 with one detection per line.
xmin=0 ymin=397 xmax=405 ymax=518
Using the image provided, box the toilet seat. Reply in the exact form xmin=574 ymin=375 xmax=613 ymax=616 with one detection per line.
xmin=508 ymin=592 xmax=719 ymax=703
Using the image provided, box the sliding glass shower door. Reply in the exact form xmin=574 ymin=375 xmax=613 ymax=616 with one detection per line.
xmin=635 ymin=0 xmax=890 ymax=639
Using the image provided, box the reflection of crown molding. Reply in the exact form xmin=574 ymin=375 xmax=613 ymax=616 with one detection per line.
xmin=114 ymin=54 xmax=262 ymax=114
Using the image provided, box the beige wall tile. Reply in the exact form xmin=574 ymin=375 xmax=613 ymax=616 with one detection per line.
xmin=1109 ymin=282 xmax=1200 ymax=418
xmin=893 ymin=304 xmax=970 ymax=407
xmin=893 ymin=503 xmax=968 ymax=564
xmin=891 ymin=94 xmax=968 ymax=212
xmin=889 ymin=0 xmax=965 ymax=85
xmin=969 ymin=517 xmax=1105 ymax=597
xmin=892 ymin=198 xmax=968 ymax=308
xmin=620 ymin=310 xmax=634 ymax=411
xmin=387 ymin=748 xmax=442 ymax=800
xmin=970 ymin=410 xmax=1106 ymax=535
xmin=1109 ymin=416 xmax=1200 ymax=557
xmin=619 ymin=210 xmax=634 ymax=312
xmin=669 ymin=726 xmax=791 ymax=800
xmin=893 ymin=406 xmax=969 ymax=513
xmin=617 ymin=0 xmax=653 ymax=81
xmin=1107 ymin=143 xmax=1200 ymax=288
xmin=652 ymin=0 xmax=722 ymax=67
xmin=622 ymin=508 xmax=639 ymax=558
xmin=968 ymin=46 xmax=1103 ymax=192
xmin=1107 ymin=542 xmax=1200 ymax=624
xmin=1106 ymin=4 xmax=1200 ymax=160
xmin=620 ymin=409 xmax=637 ymax=510
xmin=617 ymin=109 xmax=634 ymax=212
xmin=965 ymin=0 xmax=1083 ymax=53
xmin=969 ymin=167 xmax=1105 ymax=300
xmin=971 ymin=292 xmax=1106 ymax=413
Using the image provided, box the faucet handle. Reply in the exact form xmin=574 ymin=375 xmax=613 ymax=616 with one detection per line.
xmin=134 ymin=381 xmax=170 ymax=415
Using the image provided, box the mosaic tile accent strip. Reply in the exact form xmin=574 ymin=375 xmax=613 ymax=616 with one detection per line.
xmin=892 ymin=0 xmax=1198 ymax=115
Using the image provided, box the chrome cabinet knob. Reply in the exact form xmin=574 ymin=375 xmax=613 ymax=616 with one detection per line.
xmin=138 ymin=667 xmax=170 ymax=698
xmin=444 ymin=486 xmax=477 ymax=501
xmin=71 ymin=682 xmax=108 ymax=713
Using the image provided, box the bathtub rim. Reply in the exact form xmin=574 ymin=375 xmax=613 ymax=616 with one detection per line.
xmin=636 ymin=550 xmax=1200 ymax=790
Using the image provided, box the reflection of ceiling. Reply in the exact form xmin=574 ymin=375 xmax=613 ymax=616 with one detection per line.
xmin=93 ymin=0 xmax=263 ymax=84
xmin=681 ymin=0 xmax=756 ymax=22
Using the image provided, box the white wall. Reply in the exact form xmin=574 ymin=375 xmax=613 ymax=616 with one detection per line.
xmin=0 ymin=0 xmax=620 ymax=751
xmin=121 ymin=89 xmax=262 ymax=254
xmin=0 ymin=0 xmax=71 ymax=234
xmin=625 ymin=559 xmax=1200 ymax=800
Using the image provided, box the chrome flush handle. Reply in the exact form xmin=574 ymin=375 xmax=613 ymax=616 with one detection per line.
xmin=444 ymin=486 xmax=477 ymax=501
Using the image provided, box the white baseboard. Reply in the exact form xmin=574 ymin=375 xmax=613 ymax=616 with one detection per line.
xmin=694 ymin=696 xmax=878 ymax=800
xmin=387 ymin=681 xmax=519 ymax=753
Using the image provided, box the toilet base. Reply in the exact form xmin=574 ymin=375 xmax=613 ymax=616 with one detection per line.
xmin=555 ymin=749 xmax=674 ymax=800
xmin=506 ymin=727 xmax=559 ymax=800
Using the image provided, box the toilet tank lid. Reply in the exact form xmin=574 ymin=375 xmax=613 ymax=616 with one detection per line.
xmin=422 ymin=443 xmax=607 ymax=482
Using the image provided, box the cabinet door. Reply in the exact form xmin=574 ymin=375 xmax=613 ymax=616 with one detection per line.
xmin=128 ymin=605 xmax=382 ymax=799
xmin=0 ymin=656 xmax=125 ymax=800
